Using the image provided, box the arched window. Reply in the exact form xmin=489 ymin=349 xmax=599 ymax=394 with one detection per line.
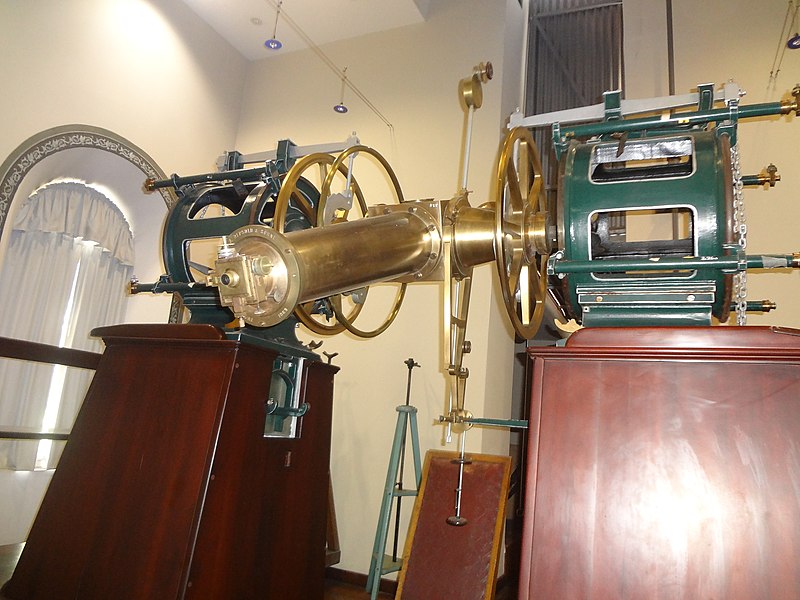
xmin=0 ymin=181 xmax=134 ymax=470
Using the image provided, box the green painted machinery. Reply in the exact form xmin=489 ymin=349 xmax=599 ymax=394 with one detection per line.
xmin=555 ymin=129 xmax=735 ymax=326
xmin=511 ymin=81 xmax=800 ymax=327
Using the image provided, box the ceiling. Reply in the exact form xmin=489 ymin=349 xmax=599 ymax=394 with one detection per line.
xmin=182 ymin=0 xmax=431 ymax=61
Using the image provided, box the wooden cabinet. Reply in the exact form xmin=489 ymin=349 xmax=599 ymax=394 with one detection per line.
xmin=2 ymin=325 xmax=337 ymax=600
xmin=519 ymin=327 xmax=800 ymax=599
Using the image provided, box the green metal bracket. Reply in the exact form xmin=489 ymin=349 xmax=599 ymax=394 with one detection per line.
xmin=603 ymin=90 xmax=622 ymax=121
xmin=715 ymin=98 xmax=739 ymax=145
xmin=557 ymin=99 xmax=784 ymax=142
xmin=275 ymin=139 xmax=297 ymax=172
xmin=552 ymin=122 xmax=567 ymax=159
xmin=697 ymin=83 xmax=715 ymax=111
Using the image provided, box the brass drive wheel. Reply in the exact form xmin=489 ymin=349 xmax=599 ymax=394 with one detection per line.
xmin=274 ymin=152 xmax=368 ymax=335
xmin=322 ymin=145 xmax=408 ymax=339
xmin=494 ymin=127 xmax=550 ymax=339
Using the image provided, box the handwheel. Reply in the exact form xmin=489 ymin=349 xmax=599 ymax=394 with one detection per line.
xmin=273 ymin=152 xmax=368 ymax=335
xmin=493 ymin=127 xmax=552 ymax=339
xmin=321 ymin=145 xmax=408 ymax=339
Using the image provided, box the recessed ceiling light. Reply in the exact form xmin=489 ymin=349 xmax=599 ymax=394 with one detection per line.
xmin=251 ymin=17 xmax=263 ymax=26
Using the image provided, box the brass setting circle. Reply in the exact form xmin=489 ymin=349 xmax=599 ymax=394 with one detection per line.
xmin=494 ymin=126 xmax=549 ymax=339
xmin=226 ymin=225 xmax=303 ymax=328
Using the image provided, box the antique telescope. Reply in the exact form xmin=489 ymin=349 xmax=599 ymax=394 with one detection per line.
xmin=136 ymin=68 xmax=800 ymax=434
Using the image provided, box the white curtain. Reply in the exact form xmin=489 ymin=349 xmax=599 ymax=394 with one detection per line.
xmin=0 ymin=181 xmax=133 ymax=470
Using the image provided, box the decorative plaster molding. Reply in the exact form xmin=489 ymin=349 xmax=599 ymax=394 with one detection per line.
xmin=0 ymin=124 xmax=182 ymax=323
xmin=0 ymin=125 xmax=175 ymax=240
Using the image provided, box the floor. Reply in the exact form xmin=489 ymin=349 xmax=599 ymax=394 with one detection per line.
xmin=0 ymin=543 xmax=514 ymax=598
xmin=324 ymin=579 xmax=394 ymax=599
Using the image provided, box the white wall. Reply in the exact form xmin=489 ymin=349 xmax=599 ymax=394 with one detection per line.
xmin=0 ymin=0 xmax=246 ymax=174
xmin=236 ymin=0 xmax=524 ymax=573
xmin=0 ymin=0 xmax=248 ymax=544
xmin=624 ymin=0 xmax=800 ymax=328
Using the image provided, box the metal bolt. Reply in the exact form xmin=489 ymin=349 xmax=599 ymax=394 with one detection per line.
xmin=595 ymin=295 xmax=603 ymax=302
xmin=687 ymin=294 xmax=696 ymax=302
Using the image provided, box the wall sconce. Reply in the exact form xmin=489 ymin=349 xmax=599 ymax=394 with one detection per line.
xmin=265 ymin=1 xmax=283 ymax=50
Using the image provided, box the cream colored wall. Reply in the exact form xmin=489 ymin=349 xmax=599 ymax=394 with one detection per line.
xmin=0 ymin=0 xmax=245 ymax=174
xmin=0 ymin=0 xmax=248 ymax=544
xmin=624 ymin=0 xmax=800 ymax=327
xmin=235 ymin=0 xmax=523 ymax=573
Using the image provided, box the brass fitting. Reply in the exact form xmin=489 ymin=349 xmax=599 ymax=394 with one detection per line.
xmin=781 ymin=84 xmax=800 ymax=116
xmin=459 ymin=61 xmax=493 ymax=110
xmin=760 ymin=300 xmax=778 ymax=312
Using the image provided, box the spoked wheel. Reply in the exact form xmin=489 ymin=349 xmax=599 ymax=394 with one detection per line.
xmin=321 ymin=145 xmax=407 ymax=338
xmin=493 ymin=127 xmax=552 ymax=339
xmin=273 ymin=152 xmax=368 ymax=335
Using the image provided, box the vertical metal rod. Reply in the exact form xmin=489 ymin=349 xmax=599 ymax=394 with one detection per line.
xmin=454 ymin=432 xmax=466 ymax=516
xmin=461 ymin=105 xmax=475 ymax=190
xmin=392 ymin=358 xmax=419 ymax=561
xmin=345 ymin=152 xmax=356 ymax=197
xmin=446 ymin=431 xmax=470 ymax=526
xmin=666 ymin=0 xmax=675 ymax=96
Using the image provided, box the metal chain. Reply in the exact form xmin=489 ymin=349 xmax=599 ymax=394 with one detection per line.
xmin=731 ymin=143 xmax=747 ymax=325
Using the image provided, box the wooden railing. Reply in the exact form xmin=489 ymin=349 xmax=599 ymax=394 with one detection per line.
xmin=0 ymin=336 xmax=101 ymax=441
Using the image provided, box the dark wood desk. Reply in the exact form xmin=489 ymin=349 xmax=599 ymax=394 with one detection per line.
xmin=519 ymin=326 xmax=800 ymax=599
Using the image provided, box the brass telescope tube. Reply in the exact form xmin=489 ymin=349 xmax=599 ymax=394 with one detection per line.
xmin=211 ymin=208 xmax=441 ymax=327
xmin=290 ymin=211 xmax=439 ymax=300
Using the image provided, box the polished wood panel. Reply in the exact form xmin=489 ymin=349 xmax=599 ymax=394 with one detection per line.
xmin=1 ymin=545 xmax=396 ymax=600
xmin=520 ymin=326 xmax=800 ymax=600
xmin=398 ymin=451 xmax=511 ymax=600
xmin=2 ymin=325 xmax=337 ymax=600
xmin=0 ymin=335 xmax=100 ymax=369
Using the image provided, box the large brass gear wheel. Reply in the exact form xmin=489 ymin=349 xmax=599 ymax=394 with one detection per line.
xmin=273 ymin=152 xmax=368 ymax=335
xmin=494 ymin=127 xmax=551 ymax=339
xmin=321 ymin=145 xmax=407 ymax=338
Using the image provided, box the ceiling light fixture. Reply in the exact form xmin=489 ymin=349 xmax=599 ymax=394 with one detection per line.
xmin=262 ymin=0 xmax=392 ymax=129
xmin=264 ymin=1 xmax=283 ymax=50
xmin=333 ymin=67 xmax=349 ymax=114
